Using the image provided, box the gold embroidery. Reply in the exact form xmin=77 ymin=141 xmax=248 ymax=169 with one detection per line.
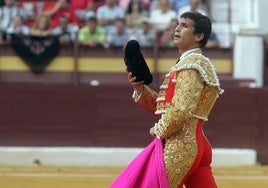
xmin=155 ymin=54 xmax=223 ymax=188
xmin=155 ymin=69 xmax=204 ymax=139
xmin=172 ymin=53 xmax=223 ymax=93
xmin=155 ymin=69 xmax=205 ymax=187
xmin=136 ymin=85 xmax=158 ymax=115
xmin=193 ymin=85 xmax=219 ymax=120
xmin=157 ymin=90 xmax=167 ymax=101
xmin=137 ymin=52 xmax=223 ymax=188
xmin=164 ymin=120 xmax=198 ymax=188
xmin=156 ymin=72 xmax=174 ymax=114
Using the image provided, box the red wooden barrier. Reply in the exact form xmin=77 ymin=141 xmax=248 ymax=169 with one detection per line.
xmin=0 ymin=85 xmax=267 ymax=164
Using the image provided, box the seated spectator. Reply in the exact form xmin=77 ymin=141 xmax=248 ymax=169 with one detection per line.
xmin=159 ymin=18 xmax=177 ymax=47
xmin=206 ymin=31 xmax=219 ymax=48
xmin=134 ymin=18 xmax=155 ymax=47
xmin=6 ymin=15 xmax=30 ymax=35
xmin=125 ymin=0 xmax=149 ymax=31
xmin=70 ymin=0 xmax=96 ymax=22
xmin=178 ymin=0 xmax=208 ymax=17
xmin=0 ymin=0 xmax=26 ymax=32
xmin=96 ymin=0 xmax=125 ymax=34
xmin=30 ymin=14 xmax=52 ymax=37
xmin=86 ymin=0 xmax=105 ymax=11
xmin=149 ymin=0 xmax=159 ymax=11
xmin=43 ymin=0 xmax=78 ymax=28
xmin=52 ymin=14 xmax=76 ymax=44
xmin=106 ymin=17 xmax=134 ymax=47
xmin=19 ymin=1 xmax=36 ymax=22
xmin=78 ymin=16 xmax=108 ymax=48
xmin=169 ymin=0 xmax=189 ymax=12
xmin=118 ymin=0 xmax=150 ymax=12
xmin=149 ymin=0 xmax=177 ymax=36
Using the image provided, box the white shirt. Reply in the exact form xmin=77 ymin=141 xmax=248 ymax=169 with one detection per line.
xmin=0 ymin=5 xmax=25 ymax=31
xmin=96 ymin=4 xmax=125 ymax=34
xmin=178 ymin=5 xmax=208 ymax=17
xmin=149 ymin=9 xmax=177 ymax=30
xmin=179 ymin=48 xmax=201 ymax=60
xmin=6 ymin=24 xmax=30 ymax=35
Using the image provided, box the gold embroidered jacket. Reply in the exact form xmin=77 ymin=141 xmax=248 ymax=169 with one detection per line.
xmin=135 ymin=52 xmax=223 ymax=187
xmin=136 ymin=53 xmax=223 ymax=139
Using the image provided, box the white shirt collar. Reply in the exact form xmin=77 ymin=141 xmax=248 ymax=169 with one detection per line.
xmin=179 ymin=48 xmax=202 ymax=60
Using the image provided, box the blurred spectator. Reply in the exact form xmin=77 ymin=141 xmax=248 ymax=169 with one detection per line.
xmin=205 ymin=31 xmax=219 ymax=48
xmin=149 ymin=0 xmax=177 ymax=35
xmin=149 ymin=0 xmax=158 ymax=11
xmin=6 ymin=15 xmax=29 ymax=35
xmin=88 ymin=0 xmax=106 ymax=11
xmin=0 ymin=0 xmax=26 ymax=32
xmin=169 ymin=0 xmax=189 ymax=12
xmin=0 ymin=0 xmax=4 ymax=6
xmin=118 ymin=0 xmax=150 ymax=11
xmin=159 ymin=18 xmax=177 ymax=47
xmin=78 ymin=16 xmax=108 ymax=48
xmin=52 ymin=14 xmax=76 ymax=44
xmin=106 ymin=17 xmax=134 ymax=47
xmin=20 ymin=1 xmax=36 ymax=21
xmin=70 ymin=0 xmax=96 ymax=22
xmin=43 ymin=0 xmax=78 ymax=28
xmin=134 ymin=18 xmax=155 ymax=47
xmin=178 ymin=0 xmax=208 ymax=17
xmin=30 ymin=14 xmax=51 ymax=37
xmin=96 ymin=0 xmax=125 ymax=34
xmin=126 ymin=0 xmax=149 ymax=31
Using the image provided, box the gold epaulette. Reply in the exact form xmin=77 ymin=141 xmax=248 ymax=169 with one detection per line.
xmin=172 ymin=53 xmax=224 ymax=94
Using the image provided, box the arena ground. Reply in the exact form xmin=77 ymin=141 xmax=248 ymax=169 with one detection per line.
xmin=0 ymin=165 xmax=268 ymax=188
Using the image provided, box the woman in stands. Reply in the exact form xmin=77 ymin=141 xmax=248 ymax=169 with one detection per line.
xmin=30 ymin=14 xmax=51 ymax=37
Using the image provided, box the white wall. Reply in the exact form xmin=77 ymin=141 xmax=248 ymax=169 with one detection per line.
xmin=210 ymin=0 xmax=268 ymax=48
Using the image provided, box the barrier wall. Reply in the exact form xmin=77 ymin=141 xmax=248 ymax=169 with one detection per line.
xmin=0 ymin=85 xmax=267 ymax=164
xmin=0 ymin=45 xmax=268 ymax=164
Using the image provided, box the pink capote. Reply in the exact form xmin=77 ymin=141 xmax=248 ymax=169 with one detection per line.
xmin=110 ymin=137 xmax=169 ymax=188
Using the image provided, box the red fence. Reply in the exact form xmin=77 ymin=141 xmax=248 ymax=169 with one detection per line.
xmin=0 ymin=85 xmax=268 ymax=164
xmin=0 ymin=44 xmax=268 ymax=164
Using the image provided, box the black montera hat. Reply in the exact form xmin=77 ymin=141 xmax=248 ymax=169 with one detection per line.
xmin=124 ymin=40 xmax=153 ymax=85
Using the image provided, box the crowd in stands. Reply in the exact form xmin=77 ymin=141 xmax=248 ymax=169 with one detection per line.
xmin=0 ymin=0 xmax=219 ymax=48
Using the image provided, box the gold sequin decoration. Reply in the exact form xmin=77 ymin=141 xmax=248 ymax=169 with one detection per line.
xmin=164 ymin=120 xmax=198 ymax=188
xmin=136 ymin=52 xmax=223 ymax=188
